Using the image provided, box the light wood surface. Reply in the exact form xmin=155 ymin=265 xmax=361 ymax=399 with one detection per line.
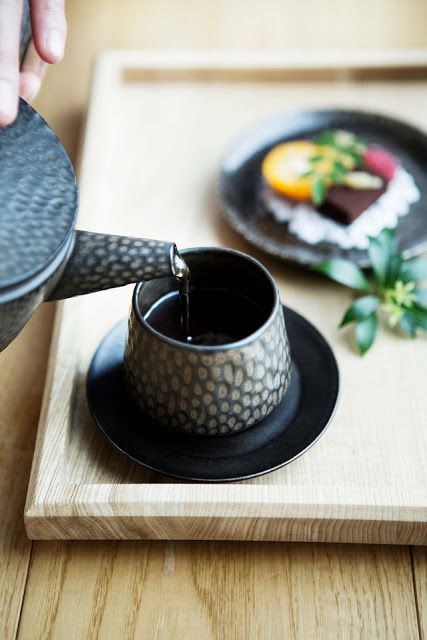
xmin=0 ymin=306 xmax=54 ymax=640
xmin=24 ymin=51 xmax=427 ymax=544
xmin=0 ymin=0 xmax=425 ymax=637
xmin=413 ymin=547 xmax=427 ymax=639
xmin=35 ymin=0 xmax=427 ymax=160
xmin=17 ymin=541 xmax=420 ymax=640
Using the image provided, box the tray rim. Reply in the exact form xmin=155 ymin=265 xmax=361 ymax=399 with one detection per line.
xmin=24 ymin=50 xmax=427 ymax=543
xmin=95 ymin=47 xmax=427 ymax=71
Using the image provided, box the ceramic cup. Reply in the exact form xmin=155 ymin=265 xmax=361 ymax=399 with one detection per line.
xmin=124 ymin=248 xmax=291 ymax=436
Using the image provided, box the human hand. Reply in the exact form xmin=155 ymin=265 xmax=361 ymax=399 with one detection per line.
xmin=0 ymin=0 xmax=67 ymax=126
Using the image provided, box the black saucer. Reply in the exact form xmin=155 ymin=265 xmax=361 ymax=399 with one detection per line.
xmin=86 ymin=307 xmax=339 ymax=482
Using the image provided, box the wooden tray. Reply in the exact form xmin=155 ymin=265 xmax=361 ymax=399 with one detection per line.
xmin=25 ymin=51 xmax=427 ymax=542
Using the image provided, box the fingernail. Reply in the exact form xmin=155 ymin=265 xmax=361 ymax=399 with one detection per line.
xmin=0 ymin=80 xmax=17 ymax=124
xmin=45 ymin=29 xmax=64 ymax=60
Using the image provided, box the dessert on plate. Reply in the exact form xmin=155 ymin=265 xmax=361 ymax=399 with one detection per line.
xmin=261 ymin=129 xmax=420 ymax=250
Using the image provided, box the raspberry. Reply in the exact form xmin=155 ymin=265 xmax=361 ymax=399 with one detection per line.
xmin=363 ymin=146 xmax=397 ymax=181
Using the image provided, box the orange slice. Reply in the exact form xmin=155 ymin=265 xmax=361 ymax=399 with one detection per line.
xmin=262 ymin=141 xmax=355 ymax=201
xmin=262 ymin=141 xmax=317 ymax=200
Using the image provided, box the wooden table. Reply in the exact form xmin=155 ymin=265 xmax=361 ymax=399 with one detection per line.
xmin=1 ymin=1 xmax=426 ymax=637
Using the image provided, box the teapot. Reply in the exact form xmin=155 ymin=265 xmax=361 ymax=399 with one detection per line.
xmin=0 ymin=99 xmax=185 ymax=351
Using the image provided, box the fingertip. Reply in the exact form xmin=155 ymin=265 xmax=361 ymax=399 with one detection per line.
xmin=39 ymin=29 xmax=65 ymax=64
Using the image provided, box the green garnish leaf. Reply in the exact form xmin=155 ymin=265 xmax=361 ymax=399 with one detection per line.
xmin=355 ymin=313 xmax=378 ymax=355
xmin=332 ymin=160 xmax=346 ymax=172
xmin=386 ymin=253 xmax=403 ymax=287
xmin=399 ymin=311 xmax=417 ymax=337
xmin=313 ymin=215 xmax=424 ymax=354
xmin=377 ymin=227 xmax=399 ymax=256
xmin=344 ymin=149 xmax=363 ymax=166
xmin=314 ymin=259 xmax=370 ymax=290
xmin=307 ymin=130 xmax=367 ymax=201
xmin=330 ymin=162 xmax=347 ymax=184
xmin=314 ymin=130 xmax=337 ymax=145
xmin=312 ymin=178 xmax=327 ymax=205
xmin=414 ymin=287 xmax=427 ymax=307
xmin=301 ymin=170 xmax=315 ymax=178
xmin=399 ymin=257 xmax=427 ymax=283
xmin=340 ymin=295 xmax=380 ymax=327
xmin=367 ymin=237 xmax=386 ymax=284
xmin=367 ymin=229 xmax=400 ymax=286
xmin=410 ymin=304 xmax=427 ymax=330
xmin=330 ymin=171 xmax=344 ymax=184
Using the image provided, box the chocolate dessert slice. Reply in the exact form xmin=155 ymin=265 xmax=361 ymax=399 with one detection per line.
xmin=319 ymin=177 xmax=387 ymax=226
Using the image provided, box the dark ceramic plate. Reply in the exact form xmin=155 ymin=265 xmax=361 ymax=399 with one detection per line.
xmin=219 ymin=108 xmax=427 ymax=268
xmin=86 ymin=307 xmax=339 ymax=482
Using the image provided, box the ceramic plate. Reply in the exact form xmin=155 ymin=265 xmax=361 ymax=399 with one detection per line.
xmin=86 ymin=307 xmax=339 ymax=482
xmin=219 ymin=108 xmax=427 ymax=268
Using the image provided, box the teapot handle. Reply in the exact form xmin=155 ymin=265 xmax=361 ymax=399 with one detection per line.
xmin=48 ymin=230 xmax=177 ymax=301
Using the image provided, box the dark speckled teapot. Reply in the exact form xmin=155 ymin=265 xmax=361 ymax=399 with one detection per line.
xmin=0 ymin=100 xmax=183 ymax=351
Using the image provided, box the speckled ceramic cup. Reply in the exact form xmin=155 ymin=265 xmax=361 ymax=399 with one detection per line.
xmin=124 ymin=248 xmax=291 ymax=436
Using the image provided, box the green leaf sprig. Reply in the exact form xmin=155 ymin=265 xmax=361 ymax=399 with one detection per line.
xmin=314 ymin=129 xmax=366 ymax=165
xmin=314 ymin=229 xmax=427 ymax=355
xmin=303 ymin=130 xmax=367 ymax=206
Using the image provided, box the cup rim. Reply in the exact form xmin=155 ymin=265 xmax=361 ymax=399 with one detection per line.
xmin=131 ymin=246 xmax=281 ymax=352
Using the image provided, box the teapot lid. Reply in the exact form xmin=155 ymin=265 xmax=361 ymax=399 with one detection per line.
xmin=0 ymin=100 xmax=78 ymax=290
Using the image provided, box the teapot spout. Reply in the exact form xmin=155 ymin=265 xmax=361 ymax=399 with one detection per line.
xmin=48 ymin=230 xmax=178 ymax=301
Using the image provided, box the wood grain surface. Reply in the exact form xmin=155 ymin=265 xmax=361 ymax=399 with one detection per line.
xmin=0 ymin=307 xmax=55 ymax=640
xmin=0 ymin=0 xmax=424 ymax=637
xmin=24 ymin=51 xmax=427 ymax=544
xmin=17 ymin=542 xmax=419 ymax=639
xmin=413 ymin=547 xmax=427 ymax=639
xmin=35 ymin=0 xmax=427 ymax=159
